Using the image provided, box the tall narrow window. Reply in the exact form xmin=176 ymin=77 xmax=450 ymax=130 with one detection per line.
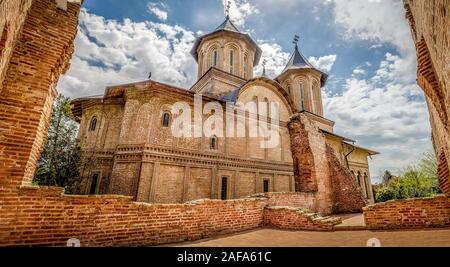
xmin=213 ymin=49 xmax=217 ymax=67
xmin=210 ymin=135 xmax=218 ymax=150
xmin=89 ymin=173 xmax=99 ymax=194
xmin=263 ymin=179 xmax=269 ymax=193
xmin=357 ymin=171 xmax=361 ymax=187
xmin=299 ymin=83 xmax=305 ymax=111
xmin=89 ymin=117 xmax=97 ymax=131
xmin=287 ymin=84 xmax=291 ymax=94
xmin=243 ymin=54 xmax=248 ymax=79
xmin=310 ymin=86 xmax=316 ymax=113
xmin=229 ymin=49 xmax=234 ymax=74
xmin=162 ymin=112 xmax=170 ymax=127
xmin=220 ymin=177 xmax=228 ymax=200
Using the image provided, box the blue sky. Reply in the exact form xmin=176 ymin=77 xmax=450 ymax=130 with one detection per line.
xmin=57 ymin=0 xmax=433 ymax=183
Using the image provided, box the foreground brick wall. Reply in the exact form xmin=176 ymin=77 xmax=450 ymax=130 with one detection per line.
xmin=0 ymin=187 xmax=267 ymax=246
xmin=403 ymin=0 xmax=450 ymax=196
xmin=0 ymin=0 xmax=81 ymax=195
xmin=288 ymin=113 xmax=367 ymax=214
xmin=364 ymin=195 xmax=450 ymax=230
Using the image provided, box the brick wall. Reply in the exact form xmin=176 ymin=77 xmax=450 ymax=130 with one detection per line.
xmin=0 ymin=187 xmax=267 ymax=246
xmin=403 ymin=0 xmax=450 ymax=196
xmin=364 ymin=195 xmax=450 ymax=230
xmin=251 ymin=192 xmax=317 ymax=211
xmin=0 ymin=188 xmax=341 ymax=246
xmin=0 ymin=0 xmax=81 ymax=195
xmin=263 ymin=206 xmax=340 ymax=231
xmin=288 ymin=113 xmax=367 ymax=215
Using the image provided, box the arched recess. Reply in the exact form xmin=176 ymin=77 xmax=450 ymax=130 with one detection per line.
xmin=225 ymin=42 xmax=241 ymax=76
xmin=293 ymin=75 xmax=309 ymax=112
xmin=206 ymin=42 xmax=221 ymax=71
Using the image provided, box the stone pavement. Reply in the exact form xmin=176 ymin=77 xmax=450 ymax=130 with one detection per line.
xmin=175 ymin=228 xmax=450 ymax=247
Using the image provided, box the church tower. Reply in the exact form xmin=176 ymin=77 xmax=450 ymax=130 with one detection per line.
xmin=276 ymin=41 xmax=328 ymax=117
xmin=190 ymin=14 xmax=261 ymax=97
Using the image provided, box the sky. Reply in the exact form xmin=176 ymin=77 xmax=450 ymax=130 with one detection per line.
xmin=57 ymin=0 xmax=433 ymax=183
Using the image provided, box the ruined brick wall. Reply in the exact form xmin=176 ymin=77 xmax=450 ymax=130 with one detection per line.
xmin=0 ymin=187 xmax=267 ymax=246
xmin=263 ymin=206 xmax=341 ymax=231
xmin=288 ymin=113 xmax=367 ymax=215
xmin=0 ymin=0 xmax=81 ymax=195
xmin=326 ymin=145 xmax=367 ymax=213
xmin=250 ymin=192 xmax=317 ymax=212
xmin=0 ymin=188 xmax=340 ymax=246
xmin=403 ymin=0 xmax=450 ymax=196
xmin=364 ymin=195 xmax=450 ymax=230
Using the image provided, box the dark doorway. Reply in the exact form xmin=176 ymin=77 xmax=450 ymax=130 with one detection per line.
xmin=220 ymin=176 xmax=228 ymax=200
xmin=89 ymin=173 xmax=99 ymax=194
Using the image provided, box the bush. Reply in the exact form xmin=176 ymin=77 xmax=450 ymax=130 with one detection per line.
xmin=375 ymin=151 xmax=441 ymax=202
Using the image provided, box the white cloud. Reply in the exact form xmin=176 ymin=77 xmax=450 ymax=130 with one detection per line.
xmin=147 ymin=2 xmax=168 ymax=21
xmin=308 ymin=54 xmax=337 ymax=72
xmin=57 ymin=9 xmax=197 ymax=98
xmin=221 ymin=0 xmax=259 ymax=28
xmin=253 ymin=41 xmax=290 ymax=78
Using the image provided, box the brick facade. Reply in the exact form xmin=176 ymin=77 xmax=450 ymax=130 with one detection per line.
xmin=364 ymin=195 xmax=450 ymax=230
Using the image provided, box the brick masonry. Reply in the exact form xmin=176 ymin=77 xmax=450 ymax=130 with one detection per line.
xmin=288 ymin=113 xmax=367 ymax=215
xmin=263 ymin=206 xmax=341 ymax=231
xmin=0 ymin=189 xmax=334 ymax=246
xmin=364 ymin=195 xmax=450 ymax=230
xmin=403 ymin=0 xmax=450 ymax=196
xmin=0 ymin=0 xmax=81 ymax=195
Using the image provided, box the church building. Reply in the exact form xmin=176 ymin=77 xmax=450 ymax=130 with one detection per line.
xmin=71 ymin=14 xmax=378 ymax=205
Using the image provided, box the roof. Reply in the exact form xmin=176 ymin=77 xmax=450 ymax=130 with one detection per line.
xmin=215 ymin=15 xmax=240 ymax=32
xmin=190 ymin=16 xmax=262 ymax=66
xmin=320 ymin=129 xmax=355 ymax=143
xmin=276 ymin=45 xmax=328 ymax=87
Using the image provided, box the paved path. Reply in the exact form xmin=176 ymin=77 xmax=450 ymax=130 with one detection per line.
xmin=176 ymin=228 xmax=450 ymax=247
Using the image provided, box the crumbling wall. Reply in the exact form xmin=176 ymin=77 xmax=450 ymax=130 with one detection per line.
xmin=288 ymin=113 xmax=367 ymax=215
xmin=403 ymin=0 xmax=450 ymax=196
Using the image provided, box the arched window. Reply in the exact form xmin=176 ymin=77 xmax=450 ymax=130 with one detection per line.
xmin=299 ymin=82 xmax=305 ymax=111
xmin=213 ymin=49 xmax=217 ymax=67
xmin=89 ymin=117 xmax=97 ymax=131
xmin=287 ymin=84 xmax=291 ymax=94
xmin=229 ymin=49 xmax=234 ymax=74
xmin=162 ymin=112 xmax=171 ymax=127
xmin=357 ymin=171 xmax=361 ymax=186
xmin=210 ymin=135 xmax=218 ymax=150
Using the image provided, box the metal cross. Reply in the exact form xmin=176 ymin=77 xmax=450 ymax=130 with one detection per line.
xmin=225 ymin=1 xmax=231 ymax=17
xmin=293 ymin=35 xmax=300 ymax=47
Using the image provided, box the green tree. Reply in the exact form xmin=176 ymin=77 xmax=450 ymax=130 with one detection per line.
xmin=33 ymin=95 xmax=81 ymax=193
xmin=382 ymin=170 xmax=394 ymax=185
xmin=375 ymin=151 xmax=441 ymax=202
